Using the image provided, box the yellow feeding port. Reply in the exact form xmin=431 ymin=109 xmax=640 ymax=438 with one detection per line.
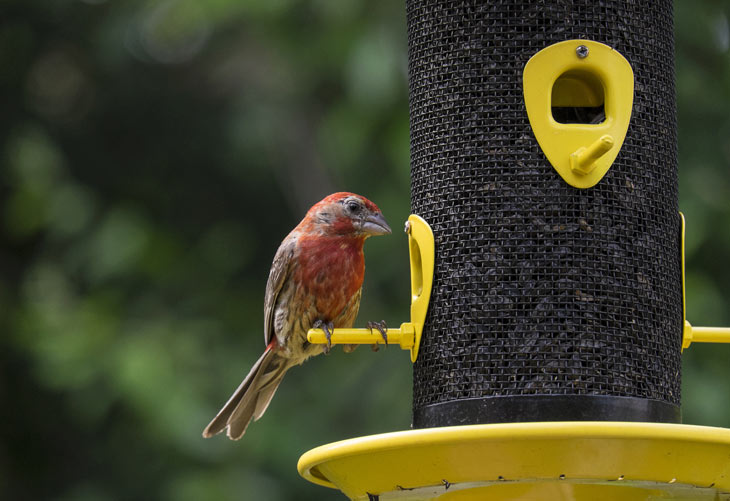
xmin=523 ymin=40 xmax=634 ymax=188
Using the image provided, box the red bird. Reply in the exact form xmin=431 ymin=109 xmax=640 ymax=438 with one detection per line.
xmin=203 ymin=192 xmax=391 ymax=440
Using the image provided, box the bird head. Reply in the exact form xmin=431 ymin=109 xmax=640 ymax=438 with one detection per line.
xmin=305 ymin=192 xmax=391 ymax=238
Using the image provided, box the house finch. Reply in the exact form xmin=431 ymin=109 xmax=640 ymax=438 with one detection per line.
xmin=203 ymin=192 xmax=391 ymax=440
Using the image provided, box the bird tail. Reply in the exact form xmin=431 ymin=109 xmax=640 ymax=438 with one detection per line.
xmin=202 ymin=341 xmax=289 ymax=440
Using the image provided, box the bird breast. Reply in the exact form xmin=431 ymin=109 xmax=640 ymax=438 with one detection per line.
xmin=294 ymin=235 xmax=365 ymax=320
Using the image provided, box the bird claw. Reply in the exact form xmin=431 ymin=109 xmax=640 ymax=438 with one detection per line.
xmin=313 ymin=319 xmax=335 ymax=353
xmin=367 ymin=320 xmax=388 ymax=346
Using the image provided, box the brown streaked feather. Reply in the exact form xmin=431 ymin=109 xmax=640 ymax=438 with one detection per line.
xmin=338 ymin=287 xmax=362 ymax=354
xmin=252 ymin=364 xmax=288 ymax=420
xmin=202 ymin=344 xmax=277 ymax=439
xmin=336 ymin=287 xmax=362 ymax=328
xmin=263 ymin=235 xmax=297 ymax=346
xmin=225 ymin=353 xmax=286 ymax=439
xmin=226 ymin=364 xmax=287 ymax=439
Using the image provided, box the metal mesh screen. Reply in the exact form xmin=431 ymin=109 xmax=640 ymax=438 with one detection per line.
xmin=408 ymin=0 xmax=681 ymax=426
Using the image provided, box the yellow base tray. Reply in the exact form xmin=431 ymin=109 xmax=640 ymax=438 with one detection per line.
xmin=297 ymin=422 xmax=730 ymax=500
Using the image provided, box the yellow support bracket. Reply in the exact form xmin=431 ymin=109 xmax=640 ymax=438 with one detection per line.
xmin=306 ymin=324 xmax=416 ymax=350
xmin=680 ymin=212 xmax=730 ymax=350
xmin=307 ymin=214 xmax=435 ymax=362
xmin=683 ymin=323 xmax=730 ymax=349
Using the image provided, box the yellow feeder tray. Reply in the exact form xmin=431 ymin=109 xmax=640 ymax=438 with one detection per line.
xmin=298 ymin=422 xmax=730 ymax=500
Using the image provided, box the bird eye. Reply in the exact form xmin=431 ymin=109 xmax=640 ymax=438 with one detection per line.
xmin=346 ymin=201 xmax=360 ymax=213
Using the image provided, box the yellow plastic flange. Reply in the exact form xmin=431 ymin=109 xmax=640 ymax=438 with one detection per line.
xmin=680 ymin=212 xmax=730 ymax=350
xmin=404 ymin=213 xmax=435 ymax=361
xmin=523 ymin=40 xmax=634 ymax=188
xmin=307 ymin=214 xmax=435 ymax=362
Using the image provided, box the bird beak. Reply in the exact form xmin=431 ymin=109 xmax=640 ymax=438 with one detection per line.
xmin=361 ymin=212 xmax=392 ymax=236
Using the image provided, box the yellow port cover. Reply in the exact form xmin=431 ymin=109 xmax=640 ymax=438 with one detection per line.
xmin=523 ymin=40 xmax=634 ymax=188
xmin=298 ymin=422 xmax=730 ymax=500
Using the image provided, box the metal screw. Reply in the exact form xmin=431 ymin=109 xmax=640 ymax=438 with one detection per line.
xmin=576 ymin=45 xmax=589 ymax=58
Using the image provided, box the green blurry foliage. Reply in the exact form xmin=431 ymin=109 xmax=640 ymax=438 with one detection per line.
xmin=0 ymin=1 xmax=728 ymax=500
xmin=1 ymin=0 xmax=409 ymax=499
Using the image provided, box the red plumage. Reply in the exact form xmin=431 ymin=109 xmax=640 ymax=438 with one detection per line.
xmin=203 ymin=192 xmax=391 ymax=440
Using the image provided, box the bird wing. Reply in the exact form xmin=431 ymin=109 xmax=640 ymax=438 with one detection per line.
xmin=263 ymin=233 xmax=297 ymax=346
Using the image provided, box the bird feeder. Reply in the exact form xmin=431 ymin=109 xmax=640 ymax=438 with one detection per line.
xmin=299 ymin=1 xmax=730 ymax=499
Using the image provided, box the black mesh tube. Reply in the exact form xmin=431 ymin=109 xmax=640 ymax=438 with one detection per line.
xmin=408 ymin=0 xmax=681 ymax=427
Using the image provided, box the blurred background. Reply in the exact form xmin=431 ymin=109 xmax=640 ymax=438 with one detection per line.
xmin=0 ymin=1 xmax=728 ymax=499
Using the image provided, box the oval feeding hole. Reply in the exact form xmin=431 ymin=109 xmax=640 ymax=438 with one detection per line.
xmin=551 ymin=69 xmax=605 ymax=124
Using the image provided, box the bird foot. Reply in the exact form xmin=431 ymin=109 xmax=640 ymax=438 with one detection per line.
xmin=313 ymin=319 xmax=335 ymax=353
xmin=367 ymin=320 xmax=388 ymax=346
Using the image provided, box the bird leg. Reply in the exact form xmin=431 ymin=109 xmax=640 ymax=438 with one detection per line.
xmin=313 ymin=319 xmax=335 ymax=353
xmin=367 ymin=320 xmax=388 ymax=346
